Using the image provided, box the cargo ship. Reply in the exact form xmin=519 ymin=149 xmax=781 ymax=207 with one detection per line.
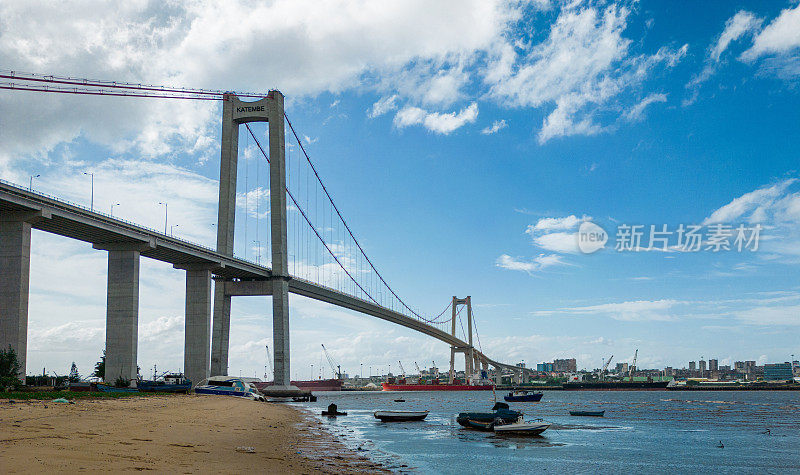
xmin=381 ymin=377 xmax=494 ymax=391
xmin=255 ymin=378 xmax=343 ymax=392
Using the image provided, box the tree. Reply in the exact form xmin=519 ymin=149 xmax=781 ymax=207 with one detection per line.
xmin=68 ymin=362 xmax=80 ymax=382
xmin=0 ymin=346 xmax=22 ymax=389
xmin=93 ymin=351 xmax=106 ymax=379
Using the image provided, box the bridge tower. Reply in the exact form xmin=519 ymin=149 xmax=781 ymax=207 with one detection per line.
xmin=210 ymin=92 xmax=295 ymax=390
xmin=448 ymin=296 xmax=475 ymax=384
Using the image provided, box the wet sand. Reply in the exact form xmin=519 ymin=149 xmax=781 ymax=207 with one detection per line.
xmin=0 ymin=394 xmax=385 ymax=473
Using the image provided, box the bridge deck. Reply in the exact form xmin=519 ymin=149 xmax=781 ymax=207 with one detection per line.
xmin=0 ymin=179 xmax=532 ymax=374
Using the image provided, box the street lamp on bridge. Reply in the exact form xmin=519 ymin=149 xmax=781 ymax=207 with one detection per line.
xmin=110 ymin=203 xmax=120 ymax=217
xmin=83 ymin=172 xmax=94 ymax=211
xmin=170 ymin=224 xmax=179 ymax=236
xmin=158 ymin=202 xmax=168 ymax=234
xmin=29 ymin=174 xmax=40 ymax=191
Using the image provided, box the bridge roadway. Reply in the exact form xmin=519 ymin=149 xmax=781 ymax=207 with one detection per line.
xmin=0 ymin=179 xmax=532 ymax=382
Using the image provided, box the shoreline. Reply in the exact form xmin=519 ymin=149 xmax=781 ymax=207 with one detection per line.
xmin=0 ymin=394 xmax=387 ymax=473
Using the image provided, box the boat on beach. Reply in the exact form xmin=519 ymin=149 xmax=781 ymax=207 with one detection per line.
xmin=569 ymin=410 xmax=605 ymax=417
xmin=137 ymin=374 xmax=192 ymax=393
xmin=504 ymin=390 xmax=543 ymax=402
xmin=96 ymin=383 xmax=138 ymax=393
xmin=194 ymin=377 xmax=266 ymax=401
xmin=374 ymin=410 xmax=429 ymax=422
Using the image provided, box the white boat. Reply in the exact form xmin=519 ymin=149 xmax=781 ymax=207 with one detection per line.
xmin=194 ymin=376 xmax=265 ymax=401
xmin=373 ymin=410 xmax=429 ymax=421
xmin=493 ymin=419 xmax=550 ymax=435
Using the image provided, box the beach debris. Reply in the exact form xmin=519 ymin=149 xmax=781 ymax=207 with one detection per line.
xmin=236 ymin=446 xmax=256 ymax=453
xmin=52 ymin=398 xmax=73 ymax=404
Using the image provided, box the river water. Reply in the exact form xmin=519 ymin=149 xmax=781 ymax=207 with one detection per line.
xmin=300 ymin=390 xmax=800 ymax=473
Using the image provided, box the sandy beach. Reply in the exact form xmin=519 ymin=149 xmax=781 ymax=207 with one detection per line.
xmin=0 ymin=395 xmax=385 ymax=473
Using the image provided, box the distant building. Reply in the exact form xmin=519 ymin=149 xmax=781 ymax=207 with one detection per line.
xmin=699 ymin=360 xmax=707 ymax=372
xmin=615 ymin=362 xmax=629 ymax=374
xmin=734 ymin=361 xmax=745 ymax=373
xmin=689 ymin=361 xmax=696 ymax=371
xmin=537 ymin=362 xmax=553 ymax=372
xmin=719 ymin=365 xmax=731 ymax=372
xmin=553 ymin=358 xmax=577 ymax=372
xmin=709 ymin=359 xmax=718 ymax=371
xmin=745 ymin=361 xmax=756 ymax=373
xmin=764 ymin=363 xmax=793 ymax=381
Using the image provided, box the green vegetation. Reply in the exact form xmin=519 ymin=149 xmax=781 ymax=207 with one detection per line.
xmin=0 ymin=390 xmax=156 ymax=400
xmin=0 ymin=347 xmax=23 ymax=390
xmin=93 ymin=351 xmax=105 ymax=379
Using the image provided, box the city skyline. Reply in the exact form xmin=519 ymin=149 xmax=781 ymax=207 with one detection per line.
xmin=2 ymin=1 xmax=800 ymax=379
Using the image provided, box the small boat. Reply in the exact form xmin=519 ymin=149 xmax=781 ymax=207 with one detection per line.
xmin=374 ymin=410 xmax=429 ymax=422
xmin=194 ymin=376 xmax=265 ymax=401
xmin=137 ymin=374 xmax=192 ymax=393
xmin=96 ymin=383 xmax=138 ymax=393
xmin=493 ymin=420 xmax=551 ymax=436
xmin=504 ymin=390 xmax=543 ymax=402
xmin=457 ymin=402 xmax=522 ymax=431
xmin=569 ymin=410 xmax=605 ymax=417
xmin=394 ymin=399 xmax=406 ymax=402
xmin=321 ymin=403 xmax=347 ymax=416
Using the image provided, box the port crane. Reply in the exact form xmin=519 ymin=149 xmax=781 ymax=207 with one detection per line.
xmin=321 ymin=344 xmax=343 ymax=380
xmin=398 ymin=361 xmax=406 ymax=378
xmin=601 ymin=355 xmax=613 ymax=381
xmin=630 ymin=349 xmax=638 ymax=381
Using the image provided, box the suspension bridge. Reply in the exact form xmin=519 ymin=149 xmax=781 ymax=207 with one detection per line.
xmin=0 ymin=71 xmax=532 ymax=389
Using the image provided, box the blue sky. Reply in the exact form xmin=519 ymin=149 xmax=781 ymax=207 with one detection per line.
xmin=1 ymin=0 xmax=800 ymax=379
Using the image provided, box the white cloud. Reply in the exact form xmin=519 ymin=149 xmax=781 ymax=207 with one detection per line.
xmin=686 ymin=11 xmax=762 ymax=94
xmin=741 ymin=4 xmax=800 ymax=61
xmin=368 ymin=95 xmax=399 ymax=118
xmin=496 ymin=253 xmax=564 ymax=274
xmin=534 ymin=299 xmax=683 ymax=321
xmin=393 ymin=102 xmax=478 ymax=134
xmin=712 ymin=11 xmax=763 ymax=62
xmin=531 ymin=231 xmax=581 ymax=254
xmin=487 ymin=4 xmax=686 ymax=142
xmin=527 ymin=215 xmax=582 ymax=232
xmin=704 ymin=178 xmax=796 ymax=225
xmin=481 ymin=119 xmax=508 ymax=135
xmin=625 ymin=93 xmax=667 ymax=122
xmin=736 ymin=304 xmax=800 ymax=326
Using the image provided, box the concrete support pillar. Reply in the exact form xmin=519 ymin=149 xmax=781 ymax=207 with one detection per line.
xmin=267 ymin=91 xmax=292 ymax=388
xmin=104 ymin=249 xmax=140 ymax=383
xmin=184 ymin=268 xmax=212 ymax=385
xmin=0 ymin=218 xmax=32 ymax=381
xmin=216 ymin=95 xmax=239 ymax=256
xmin=210 ymin=279 xmax=231 ymax=376
xmin=449 ymin=296 xmax=457 ymax=384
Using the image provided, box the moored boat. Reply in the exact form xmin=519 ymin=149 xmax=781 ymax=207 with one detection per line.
xmin=569 ymin=410 xmax=605 ymax=417
xmin=457 ymin=402 xmax=522 ymax=431
xmin=195 ymin=376 xmax=265 ymax=401
xmin=504 ymin=390 xmax=543 ymax=402
xmin=373 ymin=410 xmax=429 ymax=421
xmin=255 ymin=378 xmax=343 ymax=392
xmin=96 ymin=383 xmax=138 ymax=393
xmin=493 ymin=420 xmax=551 ymax=435
xmin=137 ymin=374 xmax=192 ymax=393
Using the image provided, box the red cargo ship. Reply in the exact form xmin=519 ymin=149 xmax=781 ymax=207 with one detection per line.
xmin=381 ymin=380 xmax=494 ymax=391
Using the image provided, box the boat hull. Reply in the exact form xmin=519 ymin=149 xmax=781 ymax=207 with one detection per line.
xmin=374 ymin=410 xmax=429 ymax=422
xmin=256 ymin=379 xmax=343 ymax=392
xmin=137 ymin=381 xmax=191 ymax=393
xmin=494 ymin=422 xmax=550 ymax=435
xmin=194 ymin=387 xmax=252 ymax=398
xmin=456 ymin=409 xmax=522 ymax=430
xmin=569 ymin=410 xmax=605 ymax=417
xmin=504 ymin=393 xmax=543 ymax=402
xmin=96 ymin=383 xmax=138 ymax=393
xmin=382 ymin=383 xmax=494 ymax=391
